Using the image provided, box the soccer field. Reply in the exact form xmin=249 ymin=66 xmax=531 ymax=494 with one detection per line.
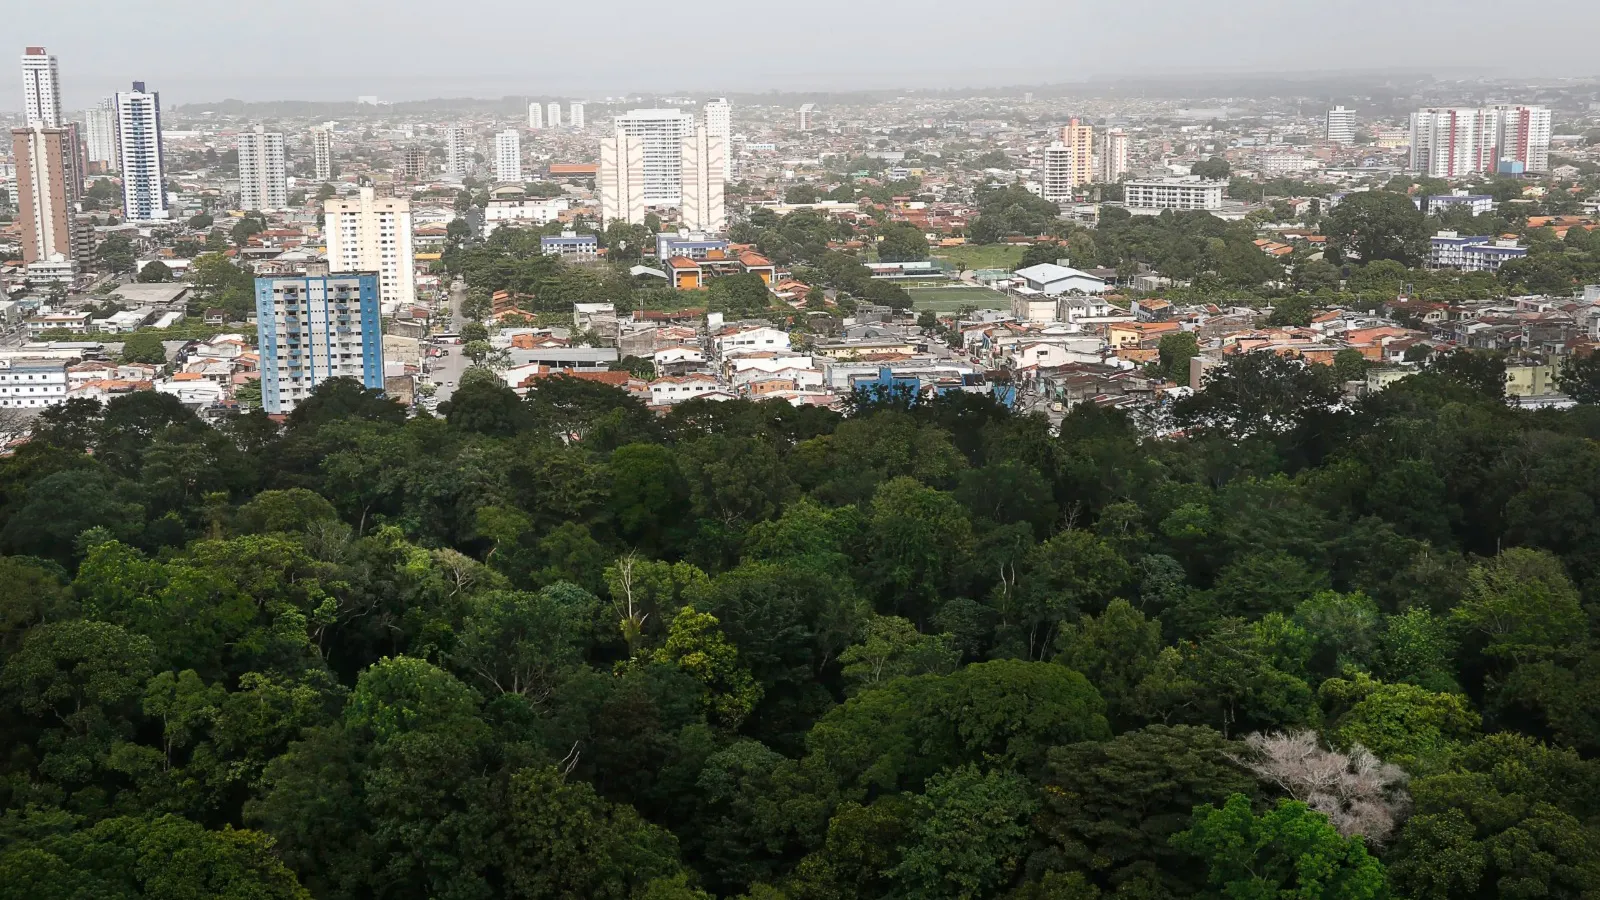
xmin=907 ymin=285 xmax=1010 ymax=312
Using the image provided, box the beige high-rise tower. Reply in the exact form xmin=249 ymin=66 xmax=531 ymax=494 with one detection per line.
xmin=13 ymin=126 xmax=77 ymax=265
xmin=680 ymin=123 xmax=727 ymax=232
xmin=1061 ymin=118 xmax=1095 ymax=187
xmin=325 ymin=186 xmax=415 ymax=305
xmin=1100 ymin=128 xmax=1129 ymax=182
xmin=599 ymin=130 xmax=646 ymax=225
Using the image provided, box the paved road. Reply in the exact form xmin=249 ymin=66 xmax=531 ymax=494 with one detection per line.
xmin=425 ymin=279 xmax=470 ymax=404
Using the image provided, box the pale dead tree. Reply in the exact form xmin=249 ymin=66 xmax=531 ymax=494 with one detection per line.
xmin=1231 ymin=730 xmax=1411 ymax=845
xmin=608 ymin=552 xmax=650 ymax=658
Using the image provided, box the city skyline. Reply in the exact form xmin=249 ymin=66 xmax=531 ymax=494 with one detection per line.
xmin=8 ymin=0 xmax=1600 ymax=108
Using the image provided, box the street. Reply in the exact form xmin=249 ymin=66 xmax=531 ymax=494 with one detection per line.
xmin=424 ymin=278 xmax=471 ymax=405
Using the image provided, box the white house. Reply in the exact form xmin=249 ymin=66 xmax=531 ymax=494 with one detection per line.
xmin=712 ymin=326 xmax=791 ymax=358
xmin=649 ymin=373 xmax=726 ymax=405
xmin=1013 ymin=263 xmax=1108 ymax=296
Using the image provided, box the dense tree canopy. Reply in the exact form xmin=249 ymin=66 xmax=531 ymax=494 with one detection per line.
xmin=2 ymin=362 xmax=1600 ymax=897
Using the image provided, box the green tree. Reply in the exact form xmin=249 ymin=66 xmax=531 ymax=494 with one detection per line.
xmin=138 ymin=260 xmax=174 ymax=283
xmin=1327 ymin=190 xmax=1429 ymax=266
xmin=1157 ymin=331 xmax=1200 ymax=384
xmin=889 ymin=765 xmax=1038 ymax=900
xmin=120 ymin=331 xmax=170 ymax=365
xmin=1174 ymin=794 xmax=1389 ymax=900
xmin=655 ymin=609 xmax=763 ymax=730
xmin=1191 ymin=157 xmax=1232 ymax=180
xmin=877 ymin=222 xmax=930 ymax=262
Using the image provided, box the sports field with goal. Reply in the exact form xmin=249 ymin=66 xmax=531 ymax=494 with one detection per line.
xmin=905 ymin=284 xmax=1010 ymax=312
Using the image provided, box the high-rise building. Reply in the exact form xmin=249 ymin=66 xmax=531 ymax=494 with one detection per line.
xmin=798 ymin=103 xmax=815 ymax=131
xmin=83 ymin=100 xmax=117 ymax=167
xmin=238 ymin=125 xmax=288 ymax=211
xmin=21 ymin=46 xmax=62 ymax=127
xmin=599 ymin=129 xmax=646 ymax=225
xmin=12 ymin=126 xmax=77 ymax=265
xmin=1100 ymin=128 xmax=1130 ymax=182
xmin=1491 ymin=104 xmax=1553 ymax=173
xmin=680 ymin=123 xmax=727 ymax=232
xmin=444 ymin=125 xmax=469 ymax=177
xmin=547 ymin=102 xmax=562 ymax=129
xmin=613 ymin=108 xmax=695 ymax=206
xmin=1410 ymin=107 xmax=1500 ymax=178
xmin=1325 ymin=106 xmax=1356 ymax=144
xmin=254 ymin=273 xmax=385 ymax=414
xmin=569 ymin=102 xmax=585 ymax=129
xmin=1060 ymin=118 xmax=1095 ymax=187
xmin=114 ymin=81 xmax=168 ymax=220
xmin=704 ymin=98 xmax=732 ymax=181
xmin=1040 ymin=143 xmax=1077 ymax=204
xmin=312 ymin=127 xmax=334 ymax=182
xmin=325 ymin=186 xmax=415 ymax=306
xmin=528 ymin=102 xmax=544 ymax=129
xmin=402 ymin=147 xmax=430 ymax=180
xmin=495 ymin=129 xmax=522 ymax=183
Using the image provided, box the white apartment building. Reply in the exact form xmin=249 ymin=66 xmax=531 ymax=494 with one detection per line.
xmin=1325 ymin=106 xmax=1356 ymax=144
xmin=1258 ymin=153 xmax=1318 ymax=177
xmin=83 ymin=101 xmax=117 ymax=167
xmin=21 ymin=47 xmax=62 ymax=127
xmin=1493 ymin=105 xmax=1553 ymax=173
xmin=486 ymin=197 xmax=570 ymax=232
xmin=494 ymin=129 xmax=522 ymax=183
xmin=0 ymin=356 xmax=70 ymax=410
xmin=114 ymin=81 xmax=168 ymax=221
xmin=312 ymin=127 xmax=333 ymax=182
xmin=1410 ymin=105 xmax=1551 ymax=176
xmin=547 ymin=102 xmax=562 ymax=129
xmin=612 ymin=108 xmax=695 ymax=206
xmin=1124 ymin=177 xmax=1225 ymax=211
xmin=237 ymin=125 xmax=288 ymax=210
xmin=704 ymin=98 xmax=732 ymax=181
xmin=1041 ymin=143 xmax=1078 ymax=203
xmin=528 ymin=102 xmax=544 ymax=129
xmin=569 ymin=102 xmax=585 ymax=129
xmin=444 ymin=125 xmax=469 ymax=178
xmin=680 ymin=123 xmax=727 ymax=232
xmin=798 ymin=103 xmax=815 ymax=131
xmin=599 ymin=130 xmax=647 ymax=225
xmin=325 ymin=186 xmax=416 ymax=307
xmin=1100 ymin=128 xmax=1129 ymax=182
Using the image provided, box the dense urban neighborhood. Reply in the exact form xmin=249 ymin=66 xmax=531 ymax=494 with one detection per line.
xmin=4 ymin=38 xmax=1600 ymax=900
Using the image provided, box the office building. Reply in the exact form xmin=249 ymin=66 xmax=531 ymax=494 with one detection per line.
xmin=444 ymin=125 xmax=469 ymax=177
xmin=680 ymin=123 xmax=727 ymax=232
xmin=1040 ymin=143 xmax=1078 ymax=203
xmin=114 ymin=81 xmax=168 ymax=220
xmin=21 ymin=47 xmax=62 ymax=127
xmin=1100 ymin=128 xmax=1129 ymax=182
xmin=1325 ymin=106 xmax=1356 ymax=144
xmin=599 ymin=129 xmax=647 ymax=225
xmin=1059 ymin=118 xmax=1095 ymax=187
xmin=312 ymin=127 xmax=333 ymax=182
xmin=494 ymin=129 xmax=522 ymax=183
xmin=528 ymin=102 xmax=544 ymax=129
xmin=1123 ymin=177 xmax=1225 ymax=211
xmin=704 ymin=98 xmax=732 ymax=181
xmin=325 ymin=186 xmax=415 ymax=306
xmin=237 ymin=125 xmax=288 ymax=211
xmin=613 ymin=108 xmax=695 ymax=206
xmin=1492 ymin=105 xmax=1552 ymax=173
xmin=547 ymin=102 xmax=562 ymax=129
xmin=83 ymin=101 xmax=116 ymax=167
xmin=254 ymin=273 xmax=385 ymax=414
xmin=798 ymin=103 xmax=815 ymax=131
xmin=12 ymin=126 xmax=77 ymax=265
xmin=569 ymin=102 xmax=585 ymax=129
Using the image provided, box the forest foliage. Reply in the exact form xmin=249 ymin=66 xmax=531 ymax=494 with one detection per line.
xmin=3 ymin=359 xmax=1600 ymax=899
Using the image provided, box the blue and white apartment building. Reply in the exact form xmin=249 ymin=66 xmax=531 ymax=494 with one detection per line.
xmin=254 ymin=273 xmax=385 ymax=414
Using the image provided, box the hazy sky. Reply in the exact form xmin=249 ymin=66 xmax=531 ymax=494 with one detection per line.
xmin=9 ymin=0 xmax=1600 ymax=109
